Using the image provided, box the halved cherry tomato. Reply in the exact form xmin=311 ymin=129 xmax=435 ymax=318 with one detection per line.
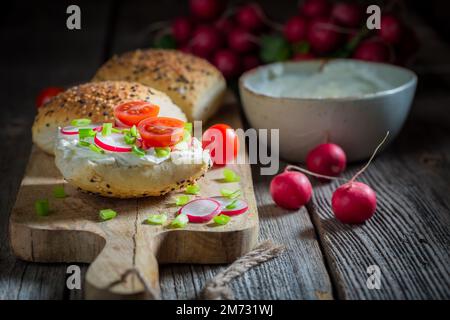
xmin=36 ymin=87 xmax=64 ymax=108
xmin=137 ymin=117 xmax=185 ymax=147
xmin=202 ymin=124 xmax=239 ymax=165
xmin=113 ymin=101 xmax=160 ymax=127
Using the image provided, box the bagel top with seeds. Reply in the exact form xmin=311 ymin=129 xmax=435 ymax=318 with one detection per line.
xmin=92 ymin=49 xmax=226 ymax=122
xmin=32 ymin=81 xmax=187 ymax=154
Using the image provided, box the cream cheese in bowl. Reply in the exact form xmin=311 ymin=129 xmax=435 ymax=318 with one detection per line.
xmin=239 ymin=59 xmax=417 ymax=162
xmin=249 ymin=61 xmax=393 ymax=99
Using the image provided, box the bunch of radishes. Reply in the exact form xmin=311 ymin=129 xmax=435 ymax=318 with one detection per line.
xmin=270 ymin=133 xmax=389 ymax=225
xmin=153 ymin=0 xmax=420 ymax=79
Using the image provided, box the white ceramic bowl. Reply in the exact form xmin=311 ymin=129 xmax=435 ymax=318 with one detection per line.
xmin=239 ymin=59 xmax=417 ymax=163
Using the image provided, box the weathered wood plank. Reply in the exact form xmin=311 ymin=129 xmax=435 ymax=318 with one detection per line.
xmin=0 ymin=0 xmax=113 ymax=300
xmin=309 ymin=87 xmax=450 ymax=300
xmin=108 ymin=0 xmax=333 ymax=299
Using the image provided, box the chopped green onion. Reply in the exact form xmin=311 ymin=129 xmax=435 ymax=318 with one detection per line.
xmin=130 ymin=125 xmax=138 ymax=137
xmin=155 ymin=147 xmax=171 ymax=158
xmin=124 ymin=133 xmax=136 ymax=145
xmin=223 ymin=168 xmax=240 ymax=182
xmin=175 ymin=195 xmax=190 ymax=206
xmin=71 ymin=118 xmax=91 ymax=127
xmin=185 ymin=184 xmax=200 ymax=195
xmin=89 ymin=144 xmax=104 ymax=154
xmin=78 ymin=140 xmax=91 ymax=147
xmin=53 ymin=186 xmax=67 ymax=199
xmin=99 ymin=209 xmax=117 ymax=221
xmin=184 ymin=122 xmax=193 ymax=134
xmin=171 ymin=214 xmax=189 ymax=228
xmin=132 ymin=145 xmax=146 ymax=157
xmin=111 ymin=128 xmax=122 ymax=134
xmin=220 ymin=188 xmax=241 ymax=199
xmin=182 ymin=130 xmax=192 ymax=142
xmin=214 ymin=214 xmax=230 ymax=225
xmin=146 ymin=214 xmax=168 ymax=225
xmin=102 ymin=123 xmax=113 ymax=136
xmin=226 ymin=199 xmax=238 ymax=209
xmin=35 ymin=199 xmax=49 ymax=216
xmin=78 ymin=128 xmax=96 ymax=139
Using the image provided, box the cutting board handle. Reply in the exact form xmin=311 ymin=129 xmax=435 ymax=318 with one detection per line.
xmin=84 ymin=239 xmax=161 ymax=299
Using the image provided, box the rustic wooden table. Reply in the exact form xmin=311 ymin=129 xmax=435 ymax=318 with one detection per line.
xmin=0 ymin=0 xmax=449 ymax=300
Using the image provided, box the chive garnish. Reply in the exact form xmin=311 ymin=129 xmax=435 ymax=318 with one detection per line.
xmin=124 ymin=133 xmax=136 ymax=145
xmin=89 ymin=144 xmax=104 ymax=154
xmin=185 ymin=184 xmax=200 ymax=195
xmin=223 ymin=168 xmax=241 ymax=182
xmin=71 ymin=118 xmax=91 ymax=127
xmin=146 ymin=214 xmax=168 ymax=225
xmin=175 ymin=195 xmax=190 ymax=206
xmin=184 ymin=122 xmax=193 ymax=134
xmin=171 ymin=214 xmax=189 ymax=228
xmin=102 ymin=123 xmax=112 ymax=136
xmin=130 ymin=125 xmax=138 ymax=137
xmin=99 ymin=209 xmax=117 ymax=221
xmin=225 ymin=199 xmax=238 ymax=209
xmin=53 ymin=186 xmax=67 ymax=199
xmin=132 ymin=145 xmax=146 ymax=157
xmin=78 ymin=128 xmax=96 ymax=140
xmin=78 ymin=140 xmax=91 ymax=147
xmin=220 ymin=188 xmax=241 ymax=199
xmin=213 ymin=214 xmax=231 ymax=225
xmin=155 ymin=147 xmax=171 ymax=158
xmin=35 ymin=199 xmax=49 ymax=216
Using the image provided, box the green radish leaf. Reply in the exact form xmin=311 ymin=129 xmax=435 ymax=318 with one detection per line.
xmin=260 ymin=35 xmax=292 ymax=63
xmin=154 ymin=34 xmax=177 ymax=49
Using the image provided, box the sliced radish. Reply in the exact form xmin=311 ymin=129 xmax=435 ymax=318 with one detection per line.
xmin=115 ymin=117 xmax=130 ymax=128
xmin=60 ymin=124 xmax=101 ymax=135
xmin=94 ymin=132 xmax=132 ymax=153
xmin=210 ymin=196 xmax=248 ymax=216
xmin=178 ymin=198 xmax=221 ymax=223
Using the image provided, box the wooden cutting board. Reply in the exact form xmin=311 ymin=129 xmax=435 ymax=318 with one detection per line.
xmin=9 ymin=100 xmax=259 ymax=299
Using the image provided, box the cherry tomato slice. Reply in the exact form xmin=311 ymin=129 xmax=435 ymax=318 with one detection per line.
xmin=137 ymin=117 xmax=185 ymax=147
xmin=202 ymin=124 xmax=239 ymax=165
xmin=36 ymin=87 xmax=64 ymax=108
xmin=113 ymin=101 xmax=160 ymax=127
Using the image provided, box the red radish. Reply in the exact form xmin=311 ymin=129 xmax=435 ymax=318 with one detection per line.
xmin=378 ymin=15 xmax=403 ymax=44
xmin=210 ymin=196 xmax=248 ymax=216
xmin=228 ymin=28 xmax=256 ymax=53
xmin=307 ymin=18 xmax=341 ymax=54
xmin=331 ymin=2 xmax=363 ymax=28
xmin=287 ymin=132 xmax=390 ymax=224
xmin=115 ymin=117 xmax=130 ymax=128
xmin=94 ymin=132 xmax=133 ymax=153
xmin=301 ymin=0 xmax=330 ymax=18
xmin=283 ymin=16 xmax=308 ymax=43
xmin=191 ymin=25 xmax=223 ymax=58
xmin=178 ymin=198 xmax=221 ymax=223
xmin=180 ymin=44 xmax=194 ymax=54
xmin=270 ymin=170 xmax=312 ymax=210
xmin=242 ymin=55 xmax=261 ymax=71
xmin=215 ymin=17 xmax=234 ymax=35
xmin=171 ymin=17 xmax=193 ymax=44
xmin=60 ymin=125 xmax=101 ymax=135
xmin=352 ymin=39 xmax=390 ymax=62
xmin=235 ymin=2 xmax=265 ymax=32
xmin=213 ymin=49 xmax=241 ymax=78
xmin=306 ymin=143 xmax=346 ymax=180
xmin=332 ymin=181 xmax=377 ymax=224
xmin=189 ymin=0 xmax=225 ymax=21
xmin=292 ymin=52 xmax=316 ymax=61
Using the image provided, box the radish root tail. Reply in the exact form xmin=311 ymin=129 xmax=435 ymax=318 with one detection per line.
xmin=349 ymin=131 xmax=390 ymax=183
